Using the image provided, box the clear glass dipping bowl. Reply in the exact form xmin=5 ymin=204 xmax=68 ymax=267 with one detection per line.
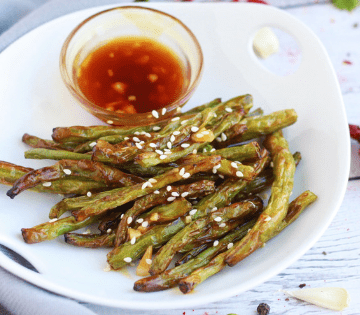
xmin=60 ymin=6 xmax=203 ymax=126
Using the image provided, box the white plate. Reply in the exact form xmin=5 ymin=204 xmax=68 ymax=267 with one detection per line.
xmin=0 ymin=2 xmax=350 ymax=310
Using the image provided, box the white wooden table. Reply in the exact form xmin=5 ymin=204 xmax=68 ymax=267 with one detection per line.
xmin=82 ymin=1 xmax=360 ymax=314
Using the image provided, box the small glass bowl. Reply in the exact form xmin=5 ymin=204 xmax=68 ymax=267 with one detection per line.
xmin=60 ymin=6 xmax=203 ymax=126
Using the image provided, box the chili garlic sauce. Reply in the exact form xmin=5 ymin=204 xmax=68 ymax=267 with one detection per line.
xmin=76 ymin=37 xmax=189 ymax=114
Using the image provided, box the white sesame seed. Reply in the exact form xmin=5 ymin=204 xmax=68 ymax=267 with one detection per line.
xmin=210 ymin=148 xmax=216 ymax=152
xmin=182 ymin=172 xmax=191 ymax=179
xmin=212 ymin=168 xmax=217 ymax=174
xmin=181 ymin=120 xmax=188 ymax=125
xmin=89 ymin=142 xmax=97 ymax=148
xmin=191 ymin=126 xmax=199 ymax=132
xmin=214 ymin=216 xmax=222 ymax=222
xmin=213 ymin=240 xmax=219 ymax=246
xmin=142 ymin=221 xmax=149 ymax=228
xmin=146 ymin=258 xmax=152 ymax=265
xmin=147 ymin=182 xmax=153 ymax=188
xmin=130 ymin=237 xmax=136 ymax=245
xmin=167 ymin=186 xmax=172 ymax=191
xmin=216 ymin=137 xmax=222 ymax=142
xmin=189 ymin=209 xmax=197 ymax=216
xmin=227 ymin=242 xmax=234 ymax=249
xmin=107 ymin=120 xmax=114 ymax=125
xmin=134 ymin=131 xmax=140 ymax=135
xmin=219 ymin=174 xmax=225 ymax=179
xmin=148 ymin=178 xmax=157 ymax=183
xmin=135 ymin=143 xmax=143 ymax=149
xmin=173 ymin=131 xmax=181 ymax=135
xmin=164 ymin=148 xmax=171 ymax=152
xmin=155 ymin=149 xmax=163 ymax=155
xmin=221 ymin=133 xmax=227 ymax=141
xmin=214 ymin=164 xmax=221 ymax=169
xmin=181 ymin=143 xmax=190 ymax=148
xmin=225 ymin=107 xmax=233 ymax=113
xmin=154 ymin=190 xmax=160 ymax=194
xmin=133 ymin=137 xmax=140 ymax=142
xmin=153 ymin=126 xmax=161 ymax=131
xmin=167 ymin=142 xmax=172 ymax=149
xmin=149 ymin=143 xmax=157 ymax=148
xmin=196 ymin=133 xmax=204 ymax=138
xmin=192 ymin=149 xmax=198 ymax=154
xmin=179 ymin=168 xmax=185 ymax=176
xmin=160 ymin=155 xmax=167 ymax=160
xmin=167 ymin=196 xmax=176 ymax=202
xmin=127 ymin=217 xmax=133 ymax=224
xmin=170 ymin=135 xmax=176 ymax=142
xmin=124 ymin=137 xmax=130 ymax=140
xmin=162 ymin=108 xmax=167 ymax=115
xmin=145 ymin=133 xmax=152 ymax=138
xmin=203 ymin=149 xmax=207 ymax=153
xmin=211 ymin=207 xmax=218 ymax=212
xmin=236 ymin=171 xmax=244 ymax=177
xmin=213 ymin=113 xmax=217 ymax=118
xmin=136 ymin=218 xmax=144 ymax=224
xmin=270 ymin=161 xmax=274 ymax=168
xmin=171 ymin=117 xmax=180 ymax=121
xmin=171 ymin=192 xmax=180 ymax=197
xmin=264 ymin=216 xmax=272 ymax=222
xmin=202 ymin=130 xmax=210 ymax=135
xmin=181 ymin=192 xmax=189 ymax=197
xmin=164 ymin=151 xmax=172 ymax=155
xmin=219 ymin=223 xmax=226 ymax=228
xmin=124 ymin=257 xmax=132 ymax=263
xmin=48 ymin=218 xmax=58 ymax=223
xmin=139 ymin=141 xmax=145 ymax=145
xmin=42 ymin=182 xmax=52 ymax=187
xmin=152 ymin=110 xmax=159 ymax=118
xmin=121 ymin=214 xmax=124 ymax=219
xmin=142 ymin=182 xmax=149 ymax=189
xmin=231 ymin=162 xmax=238 ymax=169
xmin=107 ymin=228 xmax=112 ymax=233
xmin=87 ymin=191 xmax=92 ymax=197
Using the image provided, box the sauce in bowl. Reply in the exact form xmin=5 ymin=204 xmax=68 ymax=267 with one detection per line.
xmin=76 ymin=36 xmax=188 ymax=114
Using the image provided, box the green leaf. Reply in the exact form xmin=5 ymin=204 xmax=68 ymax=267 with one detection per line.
xmin=332 ymin=0 xmax=359 ymax=11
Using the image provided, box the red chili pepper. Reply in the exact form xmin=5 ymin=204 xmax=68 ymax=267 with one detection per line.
xmin=247 ymin=0 xmax=268 ymax=4
xmin=349 ymin=124 xmax=360 ymax=142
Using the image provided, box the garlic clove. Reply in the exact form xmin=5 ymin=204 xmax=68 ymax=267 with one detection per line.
xmin=282 ymin=287 xmax=350 ymax=311
xmin=253 ymin=27 xmax=279 ymax=59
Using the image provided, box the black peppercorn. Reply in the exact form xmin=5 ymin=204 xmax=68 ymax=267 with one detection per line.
xmin=257 ymin=303 xmax=270 ymax=315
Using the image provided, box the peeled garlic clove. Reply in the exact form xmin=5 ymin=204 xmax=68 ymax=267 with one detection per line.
xmin=282 ymin=287 xmax=350 ymax=311
xmin=253 ymin=27 xmax=279 ymax=59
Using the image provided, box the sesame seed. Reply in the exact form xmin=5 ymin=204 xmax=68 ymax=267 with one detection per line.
xmin=171 ymin=117 xmax=180 ymax=121
xmin=149 ymin=143 xmax=157 ymax=148
xmin=148 ymin=178 xmax=157 ymax=183
xmin=221 ymin=133 xmax=227 ymax=141
xmin=167 ymin=196 xmax=176 ymax=202
xmin=231 ymin=162 xmax=238 ymax=169
xmin=225 ymin=107 xmax=233 ymax=112
xmin=270 ymin=161 xmax=274 ymax=167
xmin=167 ymin=186 xmax=172 ymax=191
xmin=107 ymin=228 xmax=112 ymax=233
xmin=210 ymin=148 xmax=216 ymax=152
xmin=142 ymin=221 xmax=149 ymax=228
xmin=213 ymin=240 xmax=219 ymax=246
xmin=87 ymin=191 xmax=92 ymax=197
xmin=264 ymin=216 xmax=272 ymax=222
xmin=236 ymin=171 xmax=244 ymax=177
xmin=216 ymin=137 xmax=222 ymax=142
xmin=212 ymin=168 xmax=217 ymax=174
xmin=134 ymin=131 xmax=140 ymax=135
xmin=227 ymin=243 xmax=234 ymax=249
xmin=213 ymin=113 xmax=217 ymax=118
xmin=196 ymin=133 xmax=204 ymax=138
xmin=121 ymin=214 xmax=124 ymax=219
xmin=211 ymin=207 xmax=218 ymax=212
xmin=124 ymin=137 xmax=130 ymax=140
xmin=146 ymin=259 xmax=152 ymax=265
xmin=130 ymin=237 xmax=136 ymax=245
xmin=189 ymin=209 xmax=197 ymax=216
xmin=107 ymin=120 xmax=114 ymax=125
xmin=135 ymin=143 xmax=143 ymax=149
xmin=192 ymin=149 xmax=197 ymax=154
xmin=179 ymin=168 xmax=185 ymax=176
xmin=170 ymin=135 xmax=176 ymax=142
xmin=42 ymin=182 xmax=52 ymax=187
xmin=219 ymin=223 xmax=226 ymax=228
xmin=127 ymin=217 xmax=133 ymax=224
xmin=145 ymin=133 xmax=151 ymax=138
xmin=147 ymin=182 xmax=153 ymax=188
xmin=171 ymin=192 xmax=180 ymax=197
xmin=219 ymin=174 xmax=225 ymax=179
xmin=181 ymin=120 xmax=188 ymax=125
xmin=191 ymin=126 xmax=199 ymax=132
xmin=173 ymin=131 xmax=181 ymax=135
xmin=181 ymin=143 xmax=190 ymax=148
xmin=214 ymin=164 xmax=221 ymax=169
xmin=202 ymin=130 xmax=210 ymax=135
xmin=155 ymin=150 xmax=163 ymax=155
xmin=89 ymin=142 xmax=97 ymax=148
xmin=154 ymin=190 xmax=160 ymax=194
xmin=142 ymin=182 xmax=149 ymax=189
xmin=203 ymin=149 xmax=207 ymax=153
xmin=162 ymin=108 xmax=167 ymax=115
xmin=160 ymin=155 xmax=167 ymax=160
xmin=124 ymin=257 xmax=132 ymax=263
xmin=48 ymin=218 xmax=58 ymax=223
xmin=153 ymin=126 xmax=161 ymax=131
xmin=167 ymin=142 xmax=172 ymax=149
xmin=164 ymin=148 xmax=171 ymax=152
xmin=182 ymin=172 xmax=191 ymax=179
xmin=181 ymin=192 xmax=189 ymax=197
xmin=139 ymin=141 xmax=145 ymax=145
xmin=133 ymin=137 xmax=140 ymax=142
xmin=152 ymin=110 xmax=159 ymax=118
xmin=136 ymin=218 xmax=144 ymax=224
xmin=214 ymin=217 xmax=222 ymax=222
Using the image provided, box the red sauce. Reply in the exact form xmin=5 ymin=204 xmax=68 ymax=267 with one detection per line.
xmin=76 ymin=37 xmax=188 ymax=114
